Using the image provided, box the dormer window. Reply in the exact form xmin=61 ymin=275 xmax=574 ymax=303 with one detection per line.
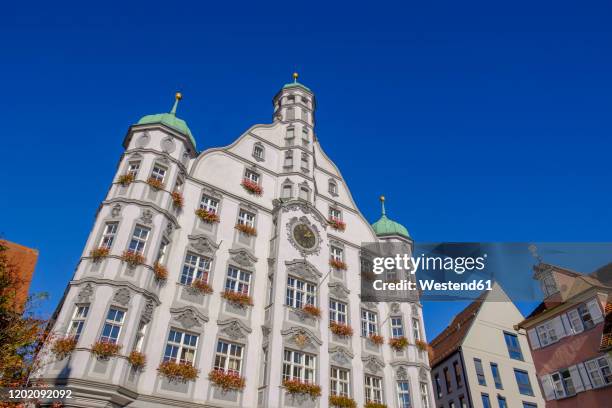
xmin=253 ymin=143 xmax=265 ymax=161
xmin=540 ymin=271 xmax=559 ymax=298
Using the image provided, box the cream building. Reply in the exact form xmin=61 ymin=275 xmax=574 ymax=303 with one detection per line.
xmin=429 ymin=285 xmax=545 ymax=408
xmin=39 ymin=76 xmax=433 ymax=408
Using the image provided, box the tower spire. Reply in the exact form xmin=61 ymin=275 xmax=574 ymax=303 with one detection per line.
xmin=380 ymin=195 xmax=386 ymax=216
xmin=170 ymin=92 xmax=182 ymax=116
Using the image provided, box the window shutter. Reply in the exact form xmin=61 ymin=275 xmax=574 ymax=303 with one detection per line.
xmin=552 ymin=316 xmax=566 ymax=339
xmin=540 ymin=375 xmax=556 ymax=401
xmin=577 ymin=363 xmax=592 ymax=390
xmin=528 ymin=329 xmax=541 ymax=350
xmin=567 ymin=309 xmax=584 ymax=334
xmin=560 ymin=313 xmax=572 ymax=335
xmin=569 ymin=365 xmax=584 ymax=393
xmin=586 ymin=299 xmax=604 ymax=324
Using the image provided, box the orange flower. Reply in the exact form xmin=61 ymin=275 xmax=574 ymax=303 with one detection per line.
xmin=89 ymin=247 xmax=109 ymax=262
xmin=191 ymin=279 xmax=213 ymax=295
xmin=171 ymin=191 xmax=184 ymax=209
xmin=121 ymin=250 xmax=145 ymax=267
xmin=195 ymin=208 xmax=220 ymax=223
xmin=389 ymin=337 xmax=409 ymax=351
xmin=330 ymin=321 xmax=354 ymax=337
xmin=329 ymin=394 xmax=357 ymax=408
xmin=302 ymin=304 xmax=321 ymax=318
xmin=51 ymin=336 xmax=77 ymax=359
xmin=146 ymin=177 xmax=165 ymax=190
xmin=235 ymin=223 xmax=257 ymax=236
xmin=415 ymin=339 xmax=428 ymax=351
xmin=153 ymin=262 xmax=168 ymax=281
xmin=90 ymin=340 xmax=121 ymax=359
xmin=241 ymin=178 xmax=263 ymax=195
xmin=117 ymin=173 xmax=134 ymax=186
xmin=158 ymin=360 xmax=199 ymax=382
xmin=208 ymin=369 xmax=246 ymax=391
xmin=222 ymin=290 xmax=253 ymax=307
xmin=328 ymin=217 xmax=346 ymax=231
xmin=369 ymin=334 xmax=384 ymax=345
xmin=282 ymin=379 xmax=321 ymax=399
xmin=128 ymin=351 xmax=146 ymax=369
xmin=364 ymin=402 xmax=388 ymax=408
xmin=329 ymin=259 xmax=347 ymax=270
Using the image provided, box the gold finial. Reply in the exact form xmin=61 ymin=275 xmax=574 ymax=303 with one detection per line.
xmin=379 ymin=195 xmax=386 ymax=216
xmin=171 ymin=92 xmax=182 ymax=115
xmin=379 ymin=195 xmax=385 ymax=202
xmin=175 ymin=92 xmax=183 ymax=101
xmin=293 ymin=72 xmax=299 ymax=83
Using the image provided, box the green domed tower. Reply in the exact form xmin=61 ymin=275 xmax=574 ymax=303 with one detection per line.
xmin=372 ymin=195 xmax=411 ymax=240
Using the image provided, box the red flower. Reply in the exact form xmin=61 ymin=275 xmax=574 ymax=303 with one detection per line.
xmin=302 ymin=304 xmax=321 ymax=318
xmin=222 ymin=290 xmax=253 ymax=307
xmin=171 ymin=191 xmax=184 ymax=209
xmin=389 ymin=337 xmax=409 ymax=351
xmin=330 ymin=321 xmax=354 ymax=337
xmin=235 ymin=223 xmax=257 ymax=236
xmin=328 ymin=217 xmax=346 ymax=231
xmin=195 ymin=208 xmax=220 ymax=223
xmin=283 ymin=379 xmax=321 ymax=399
xmin=329 ymin=259 xmax=347 ymax=270
xmin=153 ymin=262 xmax=168 ymax=281
xmin=191 ymin=279 xmax=213 ymax=295
xmin=146 ymin=177 xmax=165 ymax=190
xmin=241 ymin=178 xmax=263 ymax=195
xmin=158 ymin=360 xmax=199 ymax=382
xmin=90 ymin=247 xmax=110 ymax=262
xmin=208 ymin=369 xmax=246 ymax=391
xmin=369 ymin=334 xmax=384 ymax=345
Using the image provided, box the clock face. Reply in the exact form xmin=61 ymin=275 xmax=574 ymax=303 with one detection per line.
xmin=292 ymin=223 xmax=317 ymax=249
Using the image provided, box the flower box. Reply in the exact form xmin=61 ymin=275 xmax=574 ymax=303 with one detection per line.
xmin=301 ymin=304 xmax=321 ymax=318
xmin=153 ymin=262 xmax=168 ymax=281
xmin=90 ymin=340 xmax=121 ymax=359
xmin=171 ymin=191 xmax=184 ymax=209
xmin=90 ymin=247 xmax=109 ymax=262
xmin=328 ymin=218 xmax=346 ymax=231
xmin=121 ymin=250 xmax=145 ymax=267
xmin=415 ymin=339 xmax=428 ymax=352
xmin=128 ymin=351 xmax=146 ymax=370
xmin=191 ymin=279 xmax=213 ymax=295
xmin=330 ymin=321 xmax=354 ymax=337
xmin=368 ymin=334 xmax=384 ymax=346
xmin=195 ymin=208 xmax=220 ymax=223
xmin=235 ymin=223 xmax=257 ymax=236
xmin=241 ymin=178 xmax=263 ymax=195
xmin=282 ymin=379 xmax=321 ymax=399
xmin=146 ymin=177 xmax=165 ymax=190
xmin=329 ymin=259 xmax=347 ymax=270
xmin=329 ymin=395 xmax=357 ymax=408
xmin=117 ymin=173 xmax=134 ymax=186
xmin=51 ymin=336 xmax=77 ymax=360
xmin=364 ymin=402 xmax=388 ymax=408
xmin=222 ymin=290 xmax=253 ymax=308
xmin=389 ymin=336 xmax=409 ymax=351
xmin=158 ymin=360 xmax=199 ymax=382
xmin=208 ymin=369 xmax=246 ymax=391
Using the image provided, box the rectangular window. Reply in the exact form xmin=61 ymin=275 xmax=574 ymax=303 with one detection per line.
xmin=214 ymin=340 xmax=244 ymax=375
xmin=99 ymin=222 xmax=118 ymax=249
xmin=244 ymin=169 xmax=260 ymax=184
xmin=330 ymin=366 xmax=350 ymax=397
xmin=412 ymin=318 xmax=421 ymax=341
xmin=67 ymin=304 xmax=89 ymax=340
xmin=536 ymin=320 xmax=558 ymax=346
xmin=286 ymin=108 xmax=295 ymax=120
xmin=156 ymin=237 xmax=169 ymax=264
xmin=199 ymin=194 xmax=219 ymax=213
xmin=585 ymin=356 xmax=612 ymax=387
xmin=481 ymin=394 xmax=491 ymax=408
xmin=434 ymin=374 xmax=442 ymax=398
xmin=301 ymin=152 xmax=309 ymax=169
xmin=361 ymin=309 xmax=379 ymax=337
xmin=514 ymin=369 xmax=535 ymax=396
xmin=453 ymin=361 xmax=463 ymax=388
xmin=444 ymin=367 xmax=452 ymax=393
xmin=225 ymin=266 xmax=252 ymax=295
xmin=497 ymin=396 xmax=507 ymax=408
xmin=491 ymin=363 xmax=503 ymax=389
xmin=180 ymin=252 xmax=212 ymax=285
xmin=474 ymin=358 xmax=486 ymax=386
xmin=302 ymin=129 xmax=309 ymax=146
xmin=391 ymin=317 xmax=405 ymax=338
xmin=150 ymin=164 xmax=167 ymax=183
xmin=397 ymin=380 xmax=411 ymax=408
xmin=504 ymin=332 xmax=524 ymax=360
xmin=128 ymin=225 xmax=150 ymax=254
xmin=238 ymin=209 xmax=255 ymax=228
xmin=329 ymin=181 xmax=338 ymax=195
xmin=420 ymin=382 xmax=430 ymax=408
xmin=286 ymin=276 xmax=316 ymax=308
xmin=329 ymin=299 xmax=347 ymax=324
xmin=100 ymin=307 xmax=125 ymax=344
xmin=284 ymin=151 xmax=293 ymax=167
xmin=163 ymin=328 xmax=198 ymax=364
xmin=577 ymin=304 xmax=595 ymax=330
xmin=253 ymin=145 xmax=264 ymax=160
xmin=364 ymin=375 xmax=383 ymax=403
xmin=127 ymin=161 xmax=140 ymax=177
xmin=459 ymin=396 xmax=467 ymax=408
xmin=133 ymin=320 xmax=148 ymax=352
xmin=282 ymin=349 xmax=316 ymax=383
xmin=329 ymin=207 xmax=342 ymax=220
xmin=331 ymin=246 xmax=343 ymax=262
xmin=522 ymin=403 xmax=537 ymax=408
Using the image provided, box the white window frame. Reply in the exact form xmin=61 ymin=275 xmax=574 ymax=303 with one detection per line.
xmin=128 ymin=225 xmax=150 ymax=255
xmin=397 ymin=380 xmax=411 ymax=408
xmin=156 ymin=237 xmax=170 ymax=264
xmin=100 ymin=307 xmax=126 ymax=344
xmin=412 ymin=317 xmax=422 ymax=341
xmin=361 ymin=309 xmax=379 ymax=337
xmin=225 ymin=266 xmax=252 ymax=295
xmin=330 ymin=366 xmax=350 ymax=397
xmin=127 ymin=160 xmax=141 ymax=177
xmin=331 ymin=246 xmax=343 ymax=262
xmin=199 ymin=194 xmax=219 ymax=213
xmin=286 ymin=276 xmax=316 ymax=309
xmin=585 ymin=357 xmax=612 ymax=388
xmin=329 ymin=180 xmax=338 ymax=195
xmin=163 ymin=328 xmax=198 ymax=365
xmin=214 ymin=340 xmax=244 ymax=375
xmin=99 ymin=222 xmax=119 ymax=249
xmin=180 ymin=252 xmax=212 ymax=285
xmin=329 ymin=299 xmax=348 ymax=324
xmin=284 ymin=150 xmax=294 ymax=167
xmin=391 ymin=316 xmax=405 ymax=338
xmin=420 ymin=381 xmax=430 ymax=408
xmin=282 ymin=183 xmax=292 ymax=198
xmin=133 ymin=320 xmax=149 ymax=352
xmin=253 ymin=144 xmax=265 ymax=160
xmin=365 ymin=375 xmax=383 ymax=403
xmin=67 ymin=304 xmax=89 ymax=340
xmin=244 ymin=169 xmax=260 ymax=184
xmin=282 ymin=349 xmax=316 ymax=383
xmin=329 ymin=207 xmax=342 ymax=221
xmin=536 ymin=320 xmax=559 ymax=346
xmin=150 ymin=164 xmax=167 ymax=183
xmin=237 ymin=209 xmax=255 ymax=228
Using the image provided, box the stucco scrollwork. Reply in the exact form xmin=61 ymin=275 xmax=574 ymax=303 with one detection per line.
xmin=390 ymin=302 xmax=400 ymax=313
xmin=329 ymin=346 xmax=353 ymax=366
xmin=170 ymin=307 xmax=208 ymax=330
xmin=229 ymin=248 xmax=258 ymax=268
xmin=135 ymin=132 xmax=150 ymax=147
xmin=281 ymin=327 xmax=322 ymax=351
xmin=161 ymin=137 xmax=176 ymax=153
xmin=77 ymin=284 xmax=94 ymax=303
xmin=285 ymin=259 xmax=322 ymax=282
xmin=362 ymin=355 xmax=385 ymax=374
xmin=419 ymin=367 xmax=429 ymax=381
xmin=112 ymin=288 xmax=131 ymax=306
xmin=187 ymin=235 xmax=219 ymax=256
xmin=280 ymin=200 xmax=328 ymax=228
xmin=142 ymin=299 xmax=155 ymax=323
xmin=328 ymin=282 xmax=350 ymax=300
xmin=218 ymin=319 xmax=252 ymax=340
xmin=396 ymin=366 xmax=408 ymax=380
xmin=140 ymin=209 xmax=154 ymax=225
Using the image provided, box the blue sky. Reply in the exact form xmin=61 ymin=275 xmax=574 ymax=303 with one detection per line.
xmin=1 ymin=1 xmax=611 ymax=339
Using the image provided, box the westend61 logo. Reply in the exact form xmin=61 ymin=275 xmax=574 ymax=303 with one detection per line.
xmin=372 ymin=253 xmax=487 ymax=275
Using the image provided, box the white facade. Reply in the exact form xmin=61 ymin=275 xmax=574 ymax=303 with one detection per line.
xmin=40 ymin=81 xmax=433 ymax=408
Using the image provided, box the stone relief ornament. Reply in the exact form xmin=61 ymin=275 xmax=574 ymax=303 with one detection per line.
xmin=390 ymin=302 xmax=400 ymax=313
xmin=363 ymin=302 xmax=378 ymax=310
xmin=229 ymin=248 xmax=258 ymax=268
xmin=362 ymin=355 xmax=385 ymax=374
xmin=282 ymin=327 xmax=322 ymax=350
xmin=172 ymin=308 xmax=205 ymax=330
xmin=411 ymin=303 xmax=419 ymax=315
xmin=165 ymin=222 xmax=174 ymax=237
xmin=328 ymin=282 xmax=350 ymax=300
xmin=77 ymin=284 xmax=94 ymax=303
xmin=218 ymin=319 xmax=252 ymax=340
xmin=330 ymin=346 xmax=353 ymax=366
xmin=135 ymin=132 xmax=150 ymax=147
xmin=111 ymin=204 xmax=122 ymax=218
xmin=113 ymin=288 xmax=131 ymax=306
xmin=161 ymin=137 xmax=176 ymax=153
xmin=188 ymin=235 xmax=219 ymax=256
xmin=285 ymin=260 xmax=322 ymax=282
xmin=420 ymin=367 xmax=429 ymax=381
xmin=396 ymin=366 xmax=408 ymax=380
xmin=142 ymin=300 xmax=155 ymax=323
xmin=280 ymin=200 xmax=328 ymax=228
xmin=140 ymin=209 xmax=154 ymax=225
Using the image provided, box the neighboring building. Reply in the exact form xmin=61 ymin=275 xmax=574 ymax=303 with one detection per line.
xmin=0 ymin=239 xmax=38 ymax=311
xmin=429 ymin=284 xmax=544 ymax=408
xmin=515 ymin=262 xmax=612 ymax=407
xmin=39 ymin=77 xmax=434 ymax=407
